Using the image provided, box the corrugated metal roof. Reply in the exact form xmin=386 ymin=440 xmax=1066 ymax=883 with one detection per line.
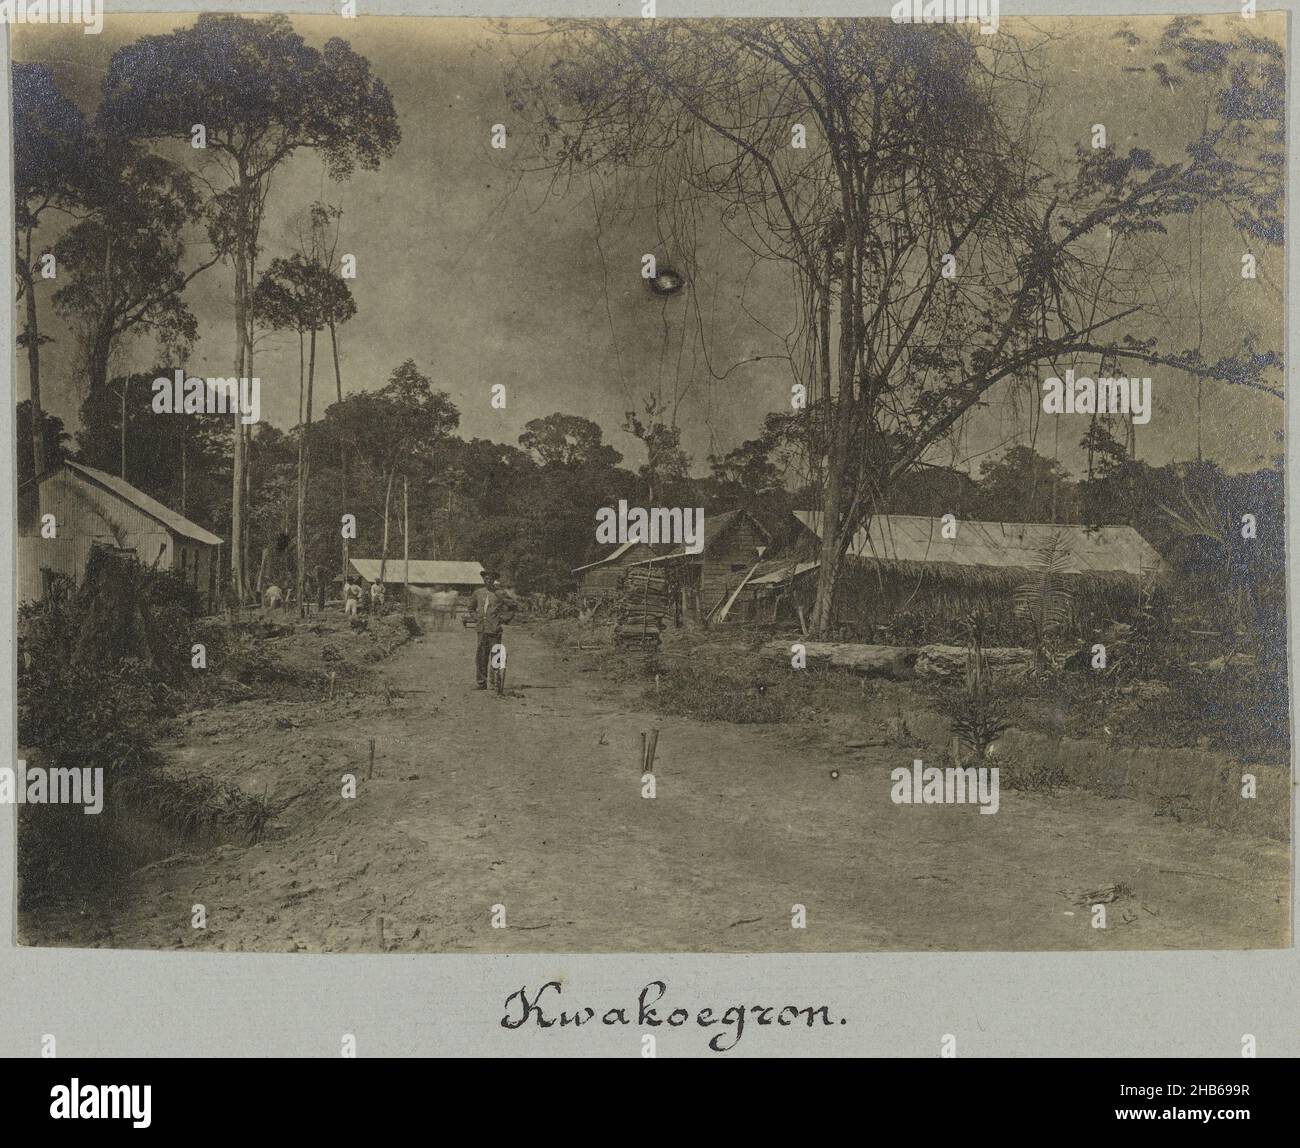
xmin=62 ymin=461 xmax=223 ymax=546
xmin=793 ymin=511 xmax=1168 ymax=577
xmin=349 ymin=558 xmax=484 ymax=585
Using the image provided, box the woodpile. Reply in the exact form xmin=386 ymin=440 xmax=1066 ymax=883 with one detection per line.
xmin=615 ymin=566 xmax=670 ymax=649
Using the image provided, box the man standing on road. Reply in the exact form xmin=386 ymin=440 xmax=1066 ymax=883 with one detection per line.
xmin=467 ymin=568 xmax=514 ymax=690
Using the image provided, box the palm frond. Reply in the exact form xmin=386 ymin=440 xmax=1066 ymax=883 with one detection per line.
xmin=1012 ymin=533 xmax=1075 ymax=640
xmin=1156 ymin=477 xmax=1228 ymax=544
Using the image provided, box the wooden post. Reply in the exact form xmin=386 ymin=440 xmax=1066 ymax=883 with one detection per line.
xmin=639 ymin=732 xmax=646 ymax=772
xmin=403 ymin=474 xmax=410 ymax=603
xmin=368 ymin=737 xmax=376 ymax=780
xmin=646 ymin=729 xmax=660 ymax=771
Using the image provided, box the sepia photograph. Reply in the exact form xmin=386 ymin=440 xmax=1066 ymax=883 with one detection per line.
xmin=8 ymin=9 xmax=1289 ymax=957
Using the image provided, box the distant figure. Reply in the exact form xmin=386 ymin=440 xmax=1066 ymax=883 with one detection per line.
xmin=429 ymin=588 xmax=458 ymax=629
xmin=343 ymin=577 xmax=362 ymax=617
xmin=263 ymin=584 xmax=284 ymax=611
xmin=370 ymin=580 xmax=386 ymax=613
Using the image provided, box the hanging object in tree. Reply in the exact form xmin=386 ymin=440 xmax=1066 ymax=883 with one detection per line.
xmin=647 ymin=267 xmax=685 ymax=296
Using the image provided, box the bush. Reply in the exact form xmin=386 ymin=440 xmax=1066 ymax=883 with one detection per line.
xmin=16 ymin=551 xmax=202 ymax=906
xmin=943 ymin=681 xmax=1011 ymax=762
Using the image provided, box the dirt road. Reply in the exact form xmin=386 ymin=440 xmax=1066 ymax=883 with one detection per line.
xmin=31 ymin=622 xmax=1290 ymax=952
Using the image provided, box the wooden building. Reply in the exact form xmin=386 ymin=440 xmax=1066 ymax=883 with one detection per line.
xmin=574 ymin=508 xmax=773 ymax=621
xmin=17 ymin=460 xmax=223 ymax=611
xmin=572 ymin=539 xmax=663 ymax=604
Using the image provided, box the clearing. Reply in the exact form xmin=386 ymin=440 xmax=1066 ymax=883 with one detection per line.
xmin=22 ymin=619 xmax=1290 ymax=952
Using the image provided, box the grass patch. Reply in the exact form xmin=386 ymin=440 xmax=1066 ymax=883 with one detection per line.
xmin=114 ymin=769 xmax=289 ymax=843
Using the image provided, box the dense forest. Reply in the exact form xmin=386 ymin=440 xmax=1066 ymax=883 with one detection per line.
xmin=18 ymin=388 xmax=1284 ymax=605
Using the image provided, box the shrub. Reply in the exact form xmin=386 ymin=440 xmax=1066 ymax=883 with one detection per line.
xmin=16 ymin=551 xmax=202 ymax=906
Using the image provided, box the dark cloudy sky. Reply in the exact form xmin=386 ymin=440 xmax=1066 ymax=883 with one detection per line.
xmin=13 ymin=13 xmax=1285 ymax=479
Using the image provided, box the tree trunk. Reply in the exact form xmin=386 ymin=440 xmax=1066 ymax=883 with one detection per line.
xmin=329 ymin=319 xmax=343 ymax=405
xmin=22 ymin=230 xmax=45 ymax=481
xmin=330 ymin=320 xmax=350 ymax=582
xmin=809 ymin=218 xmax=862 ymax=638
xmin=818 ymin=250 xmax=832 ymax=407
xmin=230 ymin=239 xmax=248 ymax=602
xmin=244 ymin=422 xmax=253 ymax=582
xmin=810 ymin=466 xmax=849 ymax=637
xmin=119 ymin=376 xmax=128 ymax=479
xmin=378 ymin=465 xmax=396 ymax=587
xmin=296 ymin=327 xmax=317 ymax=617
xmin=180 ymin=427 xmax=187 ymax=515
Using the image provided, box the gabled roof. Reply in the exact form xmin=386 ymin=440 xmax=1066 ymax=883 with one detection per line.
xmin=56 ymin=460 xmax=223 ymax=546
xmin=349 ymin=558 xmax=484 ymax=586
xmin=794 ymin=510 xmax=1168 ymax=581
xmin=573 ymin=507 xmax=771 ymax=574
xmin=622 ymin=507 xmax=773 ymax=566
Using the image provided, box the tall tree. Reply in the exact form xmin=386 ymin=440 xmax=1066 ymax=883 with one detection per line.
xmin=12 ymin=63 xmax=87 ymax=482
xmin=976 ymin=445 xmax=1075 ymax=525
xmin=623 ymin=396 xmax=689 ymax=505
xmin=51 ymin=142 xmax=217 ymax=398
xmin=291 ymin=202 xmax=358 ymax=579
xmin=76 ymin=371 xmax=230 ymax=530
xmin=519 ymin=412 xmax=622 ymax=469
xmin=512 ymin=18 xmax=1283 ymax=634
xmin=98 ymin=14 xmax=400 ymax=601
xmin=16 ymin=400 xmax=70 ymax=487
xmin=322 ymin=361 xmax=460 ymax=584
xmin=708 ymin=437 xmax=783 ymax=504
xmin=255 ymin=253 xmax=355 ymax=613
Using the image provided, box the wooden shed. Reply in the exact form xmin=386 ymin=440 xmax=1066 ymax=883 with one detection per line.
xmin=572 ymin=539 xmax=663 ymax=604
xmin=17 ymin=460 xmax=223 ymax=611
xmin=621 ymin=508 xmax=773 ymax=622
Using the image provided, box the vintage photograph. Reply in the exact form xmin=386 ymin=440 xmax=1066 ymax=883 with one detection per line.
xmin=9 ymin=11 xmax=1289 ymax=953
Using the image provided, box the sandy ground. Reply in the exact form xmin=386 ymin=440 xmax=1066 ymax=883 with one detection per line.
xmin=24 ymin=622 xmax=1291 ymax=952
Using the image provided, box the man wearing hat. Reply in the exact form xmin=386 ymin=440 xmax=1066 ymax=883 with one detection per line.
xmin=467 ymin=568 xmax=515 ymax=689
